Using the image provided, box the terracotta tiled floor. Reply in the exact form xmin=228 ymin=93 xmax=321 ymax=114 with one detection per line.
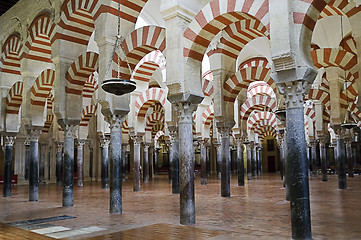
xmin=0 ymin=173 xmax=360 ymax=239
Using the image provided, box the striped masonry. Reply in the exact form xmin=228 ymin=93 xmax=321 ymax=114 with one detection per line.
xmin=30 ymin=69 xmax=55 ymax=107
xmin=132 ymin=50 xmax=166 ymax=83
xmin=240 ymin=95 xmax=277 ymax=119
xmin=0 ymin=34 xmax=22 ymax=75
xmin=247 ymin=81 xmax=276 ymax=98
xmin=202 ymin=70 xmax=214 ymax=97
xmin=202 ymin=104 xmax=214 ymax=125
xmin=80 ymin=104 xmax=98 ymax=127
xmin=6 ymin=81 xmax=23 ymax=114
xmin=135 ymin=88 xmax=167 ymax=117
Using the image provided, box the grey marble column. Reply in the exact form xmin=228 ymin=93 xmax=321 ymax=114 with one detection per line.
xmin=251 ymin=142 xmax=257 ymax=177
xmin=132 ymin=134 xmax=143 ymax=192
xmin=108 ymin=115 xmax=125 ymax=214
xmin=154 ymin=148 xmax=160 ymax=175
xmin=236 ymin=138 xmax=244 ymax=186
xmin=346 ymin=138 xmax=354 ymax=178
xmin=217 ymin=126 xmax=231 ymax=197
xmin=77 ymin=140 xmax=85 ymax=187
xmin=278 ymin=80 xmax=312 ymax=239
xmin=199 ymin=139 xmax=207 ymax=185
xmin=56 ymin=143 xmax=63 ymax=187
xmin=100 ymin=137 xmax=110 ymax=189
xmin=169 ymin=127 xmax=179 ymax=194
xmin=319 ymin=138 xmax=328 ymax=181
xmin=25 ymin=139 xmax=30 ymax=181
xmin=148 ymin=145 xmax=154 ymax=179
xmin=63 ymin=125 xmax=77 ymax=207
xmin=335 ymin=129 xmax=347 ymax=189
xmin=121 ymin=143 xmax=128 ymax=181
xmin=29 ymin=129 xmax=41 ymax=201
xmin=206 ymin=145 xmax=210 ymax=176
xmin=214 ymin=142 xmax=221 ymax=180
xmin=245 ymin=142 xmax=252 ymax=180
xmin=176 ymin=102 xmax=197 ymax=225
xmin=39 ymin=143 xmax=46 ymax=183
xmin=3 ymin=136 xmax=15 ymax=198
xmin=310 ymin=140 xmax=317 ymax=177
xmin=258 ymin=146 xmax=263 ymax=174
xmin=143 ymin=143 xmax=150 ymax=183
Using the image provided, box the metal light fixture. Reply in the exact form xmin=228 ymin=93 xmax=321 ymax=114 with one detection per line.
xmin=101 ymin=0 xmax=136 ymax=96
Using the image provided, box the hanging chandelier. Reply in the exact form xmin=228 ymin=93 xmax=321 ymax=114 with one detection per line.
xmin=101 ymin=0 xmax=136 ymax=96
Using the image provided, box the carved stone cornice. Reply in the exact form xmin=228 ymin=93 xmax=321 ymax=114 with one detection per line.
xmin=277 ymin=80 xmax=310 ymax=108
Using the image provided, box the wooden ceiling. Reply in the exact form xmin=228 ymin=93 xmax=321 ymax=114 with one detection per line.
xmin=0 ymin=0 xmax=19 ymax=16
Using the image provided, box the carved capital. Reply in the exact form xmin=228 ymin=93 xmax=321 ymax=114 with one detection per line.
xmin=64 ymin=125 xmax=77 ymax=138
xmin=24 ymin=137 xmax=30 ymax=146
xmin=144 ymin=143 xmax=150 ymax=151
xmin=100 ymin=136 xmax=110 ymax=148
xmin=198 ymin=139 xmax=206 ymax=149
xmin=176 ymin=102 xmax=197 ymax=124
xmin=29 ymin=129 xmax=42 ymax=142
xmin=131 ymin=134 xmax=143 ymax=145
xmin=107 ymin=115 xmax=126 ymax=132
xmin=168 ymin=126 xmax=179 ymax=143
xmin=77 ymin=140 xmax=86 ymax=148
xmin=217 ymin=126 xmax=231 ymax=138
xmin=277 ymin=80 xmax=310 ymax=108
xmin=57 ymin=142 xmax=64 ymax=152
xmin=4 ymin=136 xmax=16 ymax=147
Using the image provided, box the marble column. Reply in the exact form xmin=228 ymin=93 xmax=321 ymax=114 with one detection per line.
xmin=121 ymin=143 xmax=127 ymax=181
xmin=199 ymin=139 xmax=207 ymax=185
xmin=236 ymin=138 xmax=244 ymax=186
xmin=39 ymin=143 xmax=47 ymax=183
xmin=310 ymin=140 xmax=317 ymax=177
xmin=132 ymin=134 xmax=143 ymax=192
xmin=218 ymin=126 xmax=231 ymax=197
xmin=346 ymin=138 xmax=354 ymax=178
xmin=251 ymin=142 xmax=257 ymax=177
xmin=24 ymin=139 xmax=30 ymax=181
xmin=214 ymin=142 xmax=221 ymax=180
xmin=206 ymin=145 xmax=210 ymax=176
xmin=278 ymin=80 xmax=312 ymax=239
xmin=176 ymin=102 xmax=197 ymax=225
xmin=258 ymin=146 xmax=263 ymax=174
xmin=63 ymin=125 xmax=77 ymax=207
xmin=108 ymin=115 xmax=125 ymax=214
xmin=100 ymin=137 xmax=110 ymax=189
xmin=245 ymin=143 xmax=252 ymax=180
xmin=169 ymin=127 xmax=179 ymax=194
xmin=143 ymin=143 xmax=150 ymax=183
xmin=319 ymin=138 xmax=328 ymax=181
xmin=148 ymin=145 xmax=154 ymax=179
xmin=154 ymin=148 xmax=159 ymax=175
xmin=56 ymin=143 xmax=63 ymax=187
xmin=335 ymin=129 xmax=347 ymax=189
xmin=77 ymin=140 xmax=85 ymax=187
xmin=3 ymin=136 xmax=15 ymax=198
xmin=29 ymin=129 xmax=41 ymax=201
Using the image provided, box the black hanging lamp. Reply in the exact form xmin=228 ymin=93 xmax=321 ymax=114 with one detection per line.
xmin=339 ymin=15 xmax=356 ymax=129
xmin=101 ymin=0 xmax=136 ymax=96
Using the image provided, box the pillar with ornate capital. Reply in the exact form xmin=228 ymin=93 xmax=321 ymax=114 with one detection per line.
xmin=169 ymin=127 xmax=179 ymax=193
xmin=63 ymin=124 xmax=77 ymax=207
xmin=131 ymin=134 xmax=143 ymax=192
xmin=277 ymin=80 xmax=312 ymax=239
xmin=310 ymin=140 xmax=318 ymax=177
xmin=214 ymin=142 xmax=221 ymax=180
xmin=217 ymin=125 xmax=232 ymax=197
xmin=335 ymin=129 xmax=347 ymax=189
xmin=236 ymin=138 xmax=244 ymax=186
xmin=3 ymin=136 xmax=15 ymax=197
xmin=121 ymin=143 xmax=128 ymax=181
xmin=346 ymin=138 xmax=354 ymax=178
xmin=39 ymin=143 xmax=47 ymax=183
xmin=56 ymin=142 xmax=63 ymax=187
xmin=176 ymin=102 xmax=197 ymax=225
xmin=77 ymin=140 xmax=86 ymax=187
xmin=143 ymin=143 xmax=150 ymax=183
xmin=29 ymin=128 xmax=41 ymax=201
xmin=108 ymin=115 xmax=125 ymax=214
xmin=245 ymin=142 xmax=252 ymax=180
xmin=24 ymin=139 xmax=30 ymax=181
xmin=319 ymin=138 xmax=328 ymax=181
xmin=199 ymin=139 xmax=207 ymax=185
xmin=100 ymin=137 xmax=110 ymax=189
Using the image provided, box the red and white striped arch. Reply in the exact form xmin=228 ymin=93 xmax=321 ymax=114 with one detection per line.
xmin=154 ymin=130 xmax=164 ymax=142
xmin=122 ymin=119 xmax=129 ymax=135
xmin=259 ymin=130 xmax=276 ymax=142
xmin=132 ymin=50 xmax=166 ymax=83
xmin=0 ymin=34 xmax=22 ymax=76
xmin=183 ymin=0 xmax=270 ymax=62
xmin=254 ymin=125 xmax=276 ymax=138
xmin=223 ymin=66 xmax=275 ymax=102
xmin=247 ymin=111 xmax=277 ymax=131
xmin=340 ymin=83 xmax=358 ymax=109
xmin=43 ymin=114 xmax=54 ymax=134
xmin=340 ymin=35 xmax=357 ymax=54
xmin=6 ymin=81 xmax=23 ymax=114
xmin=30 ymin=69 xmax=55 ymax=107
xmin=240 ymin=95 xmax=277 ymax=119
xmin=66 ymin=52 xmax=99 ymax=96
xmin=304 ymin=106 xmax=316 ymax=123
xmin=114 ymin=26 xmax=166 ymax=80
xmin=238 ymin=56 xmax=269 ymax=70
xmin=23 ymin=13 xmax=55 ymax=63
xmin=311 ymin=49 xmax=357 ymax=71
xmin=135 ymin=88 xmax=167 ymax=117
xmin=305 ymin=88 xmax=330 ymax=110
xmin=208 ymin=18 xmax=269 ymax=59
xmin=247 ymin=81 xmax=275 ymax=98
xmin=202 ymin=104 xmax=214 ymax=126
xmin=46 ymin=92 xmax=54 ymax=112
xmin=80 ymin=104 xmax=97 ymax=127
xmin=83 ymin=73 xmax=98 ymax=98
xmin=202 ymin=70 xmax=214 ymax=97
xmin=152 ymin=123 xmax=165 ymax=138
xmin=145 ymin=112 xmax=164 ymax=132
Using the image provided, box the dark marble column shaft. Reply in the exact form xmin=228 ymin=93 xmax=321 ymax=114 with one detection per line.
xmin=206 ymin=146 xmax=210 ymax=176
xmin=319 ymin=139 xmax=328 ymax=181
xmin=310 ymin=141 xmax=317 ymax=177
xmin=346 ymin=139 xmax=353 ymax=178
xmin=132 ymin=135 xmax=142 ymax=192
xmin=199 ymin=140 xmax=207 ymax=185
xmin=177 ymin=102 xmax=196 ymax=225
xmin=77 ymin=140 xmax=85 ymax=187
xmin=143 ymin=143 xmax=150 ymax=183
xmin=3 ymin=136 xmax=15 ymax=198
xmin=148 ymin=145 xmax=154 ymax=179
xmin=63 ymin=125 xmax=76 ymax=207
xmin=56 ymin=143 xmax=63 ymax=187
xmin=39 ymin=143 xmax=46 ymax=183
xmin=108 ymin=115 xmax=124 ymax=214
xmin=214 ymin=143 xmax=221 ymax=180
xmin=246 ymin=143 xmax=252 ymax=180
xmin=100 ymin=137 xmax=110 ymax=189
xmin=218 ymin=127 xmax=231 ymax=197
xmin=169 ymin=127 xmax=179 ymax=194
xmin=251 ymin=143 xmax=257 ymax=176
xmin=236 ymin=139 xmax=244 ymax=186
xmin=25 ymin=140 xmax=30 ymax=181
xmin=335 ymin=130 xmax=347 ymax=189
xmin=121 ymin=143 xmax=128 ymax=181
xmin=29 ymin=129 xmax=41 ymax=201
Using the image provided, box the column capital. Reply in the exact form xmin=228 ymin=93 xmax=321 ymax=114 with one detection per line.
xmin=77 ymin=140 xmax=86 ymax=147
xmin=198 ymin=139 xmax=206 ymax=149
xmin=4 ymin=136 xmax=16 ymax=147
xmin=175 ymin=102 xmax=197 ymax=124
xmin=143 ymin=143 xmax=151 ymax=150
xmin=64 ymin=124 xmax=77 ymax=138
xmin=217 ymin=126 xmax=232 ymax=138
xmin=131 ymin=134 xmax=143 ymax=145
xmin=24 ymin=137 xmax=30 ymax=146
xmin=213 ymin=141 xmax=221 ymax=149
xmin=106 ymin=114 xmax=126 ymax=132
xmin=57 ymin=142 xmax=64 ymax=152
xmin=100 ymin=137 xmax=110 ymax=148
xmin=168 ymin=126 xmax=179 ymax=143
xmin=28 ymin=128 xmax=42 ymax=142
xmin=277 ymin=80 xmax=310 ymax=108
